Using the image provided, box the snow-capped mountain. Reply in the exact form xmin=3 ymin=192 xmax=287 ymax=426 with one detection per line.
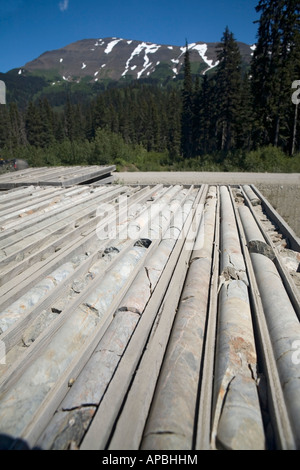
xmin=19 ymin=37 xmax=254 ymax=83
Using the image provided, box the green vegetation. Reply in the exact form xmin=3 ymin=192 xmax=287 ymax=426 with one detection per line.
xmin=1 ymin=136 xmax=299 ymax=174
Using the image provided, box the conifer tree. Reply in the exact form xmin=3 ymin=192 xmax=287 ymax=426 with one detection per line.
xmin=8 ymin=103 xmax=26 ymax=147
xmin=25 ymin=101 xmax=42 ymax=147
xmin=236 ymin=72 xmax=255 ymax=150
xmin=181 ymin=42 xmax=194 ymax=159
xmin=251 ymin=0 xmax=300 ymax=151
xmin=197 ymin=75 xmax=218 ymax=155
xmin=38 ymin=98 xmax=55 ymax=147
xmin=192 ymin=76 xmax=201 ymax=157
xmin=167 ymin=89 xmax=182 ymax=161
xmin=54 ymin=114 xmax=66 ymax=143
xmin=213 ymin=27 xmax=243 ymax=152
xmin=64 ymin=96 xmax=77 ymax=142
xmin=0 ymin=105 xmax=8 ymax=148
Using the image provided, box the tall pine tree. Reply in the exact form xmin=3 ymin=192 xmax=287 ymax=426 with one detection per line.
xmin=213 ymin=27 xmax=243 ymax=152
xmin=251 ymin=0 xmax=300 ymax=152
xmin=181 ymin=42 xmax=194 ymax=159
xmin=195 ymin=75 xmax=218 ymax=156
xmin=167 ymin=89 xmax=182 ymax=161
xmin=25 ymin=102 xmax=42 ymax=147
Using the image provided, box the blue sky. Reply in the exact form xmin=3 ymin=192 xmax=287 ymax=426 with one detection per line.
xmin=0 ymin=0 xmax=260 ymax=73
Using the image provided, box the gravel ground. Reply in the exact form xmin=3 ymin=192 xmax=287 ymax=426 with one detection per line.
xmin=115 ymin=171 xmax=300 ymax=237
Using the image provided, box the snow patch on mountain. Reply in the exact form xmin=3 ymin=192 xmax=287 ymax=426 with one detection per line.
xmin=122 ymin=42 xmax=161 ymax=78
xmin=190 ymin=43 xmax=212 ymax=65
xmin=250 ymin=44 xmax=257 ymax=56
xmin=186 ymin=42 xmax=219 ymax=74
xmin=22 ymin=36 xmax=252 ymax=83
xmin=105 ymin=38 xmax=123 ymax=54
xmin=95 ymin=39 xmax=105 ymax=47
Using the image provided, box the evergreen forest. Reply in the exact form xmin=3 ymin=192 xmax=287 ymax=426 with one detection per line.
xmin=0 ymin=0 xmax=299 ymax=173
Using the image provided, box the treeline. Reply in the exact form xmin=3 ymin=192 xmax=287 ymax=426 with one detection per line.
xmin=0 ymin=82 xmax=185 ymax=165
xmin=0 ymin=0 xmax=299 ymax=172
xmin=181 ymin=0 xmax=300 ymax=159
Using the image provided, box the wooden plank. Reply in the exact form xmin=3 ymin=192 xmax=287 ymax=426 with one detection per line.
xmin=23 ymin=235 xmax=163 ymax=446
xmin=0 ymin=185 xmax=166 ymax=356
xmin=0 ymin=186 xmax=134 ymax=284
xmin=0 ymin=186 xmax=123 ymax=268
xmin=242 ymin=186 xmax=300 ymax=321
xmin=0 ymin=186 xmax=186 ymax=444
xmin=233 ymin=187 xmax=296 ymax=450
xmin=210 ymin=186 xmax=265 ymax=451
xmin=0 ymin=186 xmax=102 ymax=241
xmin=195 ymin=186 xmax=220 ymax=450
xmin=0 ymin=185 xmax=157 ymax=304
xmin=33 ymin=187 xmax=197 ymax=449
xmin=250 ymin=185 xmax=300 ymax=252
xmin=80 ymin=186 xmax=206 ymax=450
xmin=0 ymin=166 xmax=116 ymax=189
xmin=0 ymin=184 xmax=177 ymax=389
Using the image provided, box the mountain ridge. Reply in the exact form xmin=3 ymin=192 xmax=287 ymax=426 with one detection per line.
xmin=18 ymin=36 xmax=254 ymax=83
xmin=0 ymin=36 xmax=255 ymax=107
